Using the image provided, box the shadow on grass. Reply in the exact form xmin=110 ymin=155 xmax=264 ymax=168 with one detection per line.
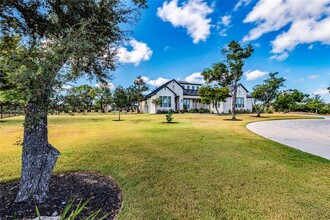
xmin=161 ymin=122 xmax=179 ymax=124
xmin=223 ymin=119 xmax=243 ymax=121
xmin=250 ymin=116 xmax=271 ymax=118
xmin=0 ymin=120 xmax=8 ymax=123
xmin=112 ymin=119 xmax=125 ymax=122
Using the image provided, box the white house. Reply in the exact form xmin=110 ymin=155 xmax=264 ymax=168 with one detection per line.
xmin=140 ymin=79 xmax=252 ymax=114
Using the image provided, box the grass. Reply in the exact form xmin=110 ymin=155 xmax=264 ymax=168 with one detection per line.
xmin=1 ymin=113 xmax=330 ymax=219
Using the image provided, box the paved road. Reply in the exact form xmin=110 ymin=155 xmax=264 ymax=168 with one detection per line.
xmin=246 ymin=116 xmax=330 ymax=160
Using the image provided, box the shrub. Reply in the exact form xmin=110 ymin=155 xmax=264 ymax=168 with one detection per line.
xmin=166 ymin=110 xmax=174 ymax=123
xmin=36 ymin=199 xmax=109 ymax=220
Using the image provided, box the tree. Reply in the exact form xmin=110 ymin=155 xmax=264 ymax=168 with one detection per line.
xmin=71 ymin=85 xmax=95 ymax=113
xmin=198 ymin=86 xmax=230 ymax=115
xmin=251 ymin=72 xmax=285 ymax=117
xmin=201 ymin=41 xmax=254 ymax=120
xmin=133 ymin=76 xmax=149 ymax=113
xmin=0 ymin=0 xmax=147 ymax=202
xmin=274 ymin=89 xmax=306 ymax=113
xmin=113 ymin=86 xmax=129 ymax=121
xmin=306 ymin=95 xmax=325 ymax=114
xmin=92 ymin=84 xmax=112 ymax=113
xmin=166 ymin=110 xmax=174 ymax=123
xmin=151 ymin=98 xmax=161 ymax=112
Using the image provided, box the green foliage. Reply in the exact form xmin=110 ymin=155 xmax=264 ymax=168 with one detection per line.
xmin=0 ymin=0 xmax=147 ymax=108
xmin=201 ymin=41 xmax=253 ymax=119
xmin=151 ymin=98 xmax=162 ymax=110
xmin=198 ymin=85 xmax=230 ymax=114
xmin=306 ymin=95 xmax=326 ymax=114
xmin=252 ymin=72 xmax=285 ymax=116
xmin=274 ymin=89 xmax=307 ymax=112
xmin=113 ymin=86 xmax=128 ymax=109
xmin=113 ymin=86 xmax=129 ymax=120
xmin=187 ymin=108 xmax=211 ymax=113
xmin=165 ymin=110 xmax=174 ymax=123
xmin=36 ymin=199 xmax=109 ymax=220
xmin=91 ymin=84 xmax=112 ymax=113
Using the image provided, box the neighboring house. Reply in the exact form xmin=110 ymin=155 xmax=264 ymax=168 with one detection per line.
xmin=140 ymin=79 xmax=252 ymax=114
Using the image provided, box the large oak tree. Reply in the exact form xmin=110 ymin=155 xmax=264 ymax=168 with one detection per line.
xmin=0 ymin=0 xmax=147 ymax=202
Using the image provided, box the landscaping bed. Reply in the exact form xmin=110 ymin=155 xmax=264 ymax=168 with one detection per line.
xmin=0 ymin=172 xmax=122 ymax=220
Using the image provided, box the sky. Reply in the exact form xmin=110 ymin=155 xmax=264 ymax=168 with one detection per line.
xmin=81 ymin=0 xmax=330 ymax=102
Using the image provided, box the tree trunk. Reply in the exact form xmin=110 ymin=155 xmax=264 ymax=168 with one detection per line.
xmin=100 ymin=100 xmax=104 ymax=113
xmin=118 ymin=109 xmax=121 ymax=121
xmin=214 ymin=102 xmax=220 ymax=115
xmin=256 ymin=112 xmax=261 ymax=117
xmin=231 ymin=81 xmax=237 ymax=120
xmin=15 ymin=103 xmax=60 ymax=203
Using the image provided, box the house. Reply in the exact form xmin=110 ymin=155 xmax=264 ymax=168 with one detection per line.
xmin=139 ymin=79 xmax=252 ymax=114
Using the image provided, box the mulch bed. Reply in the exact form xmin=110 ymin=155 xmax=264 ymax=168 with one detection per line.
xmin=0 ymin=172 xmax=122 ymax=220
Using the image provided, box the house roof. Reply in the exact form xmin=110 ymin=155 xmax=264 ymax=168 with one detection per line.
xmin=229 ymin=83 xmax=250 ymax=93
xmin=143 ymin=79 xmax=252 ymax=100
xmin=143 ymin=79 xmax=181 ymax=100
xmin=177 ymin=80 xmax=203 ymax=86
xmin=183 ymin=89 xmax=199 ymax=96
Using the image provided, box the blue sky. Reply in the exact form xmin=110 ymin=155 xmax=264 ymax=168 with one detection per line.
xmin=83 ymin=0 xmax=330 ymax=102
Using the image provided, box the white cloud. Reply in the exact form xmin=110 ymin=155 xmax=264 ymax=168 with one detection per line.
xmin=269 ymin=52 xmax=289 ymax=61
xmin=299 ymin=78 xmax=304 ymax=82
xmin=234 ymin=0 xmax=251 ymax=11
xmin=313 ymin=89 xmax=329 ymax=95
xmin=217 ymin=15 xmax=232 ymax=37
xmin=141 ymin=76 xmax=171 ymax=87
xmin=157 ymin=0 xmax=213 ymax=44
xmin=308 ymin=74 xmax=320 ymax=80
xmin=117 ymin=39 xmax=153 ymax=66
xmin=245 ymin=70 xmax=268 ymax=81
xmin=95 ymin=82 xmax=115 ymax=90
xmin=219 ymin=29 xmax=227 ymax=37
xmin=184 ymin=72 xmax=205 ymax=84
xmin=220 ymin=15 xmax=231 ymax=27
xmin=243 ymin=0 xmax=330 ymax=60
xmin=62 ymin=85 xmax=73 ymax=90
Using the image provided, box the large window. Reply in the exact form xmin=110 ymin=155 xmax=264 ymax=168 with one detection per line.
xmin=183 ymin=99 xmax=190 ymax=109
xmin=159 ymin=96 xmax=171 ymax=108
xmin=235 ymin=97 xmax=244 ymax=108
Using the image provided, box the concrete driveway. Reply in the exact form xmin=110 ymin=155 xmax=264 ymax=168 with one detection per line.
xmin=246 ymin=116 xmax=330 ymax=160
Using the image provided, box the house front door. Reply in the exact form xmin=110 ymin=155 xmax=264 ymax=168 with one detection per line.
xmin=175 ymin=96 xmax=180 ymax=111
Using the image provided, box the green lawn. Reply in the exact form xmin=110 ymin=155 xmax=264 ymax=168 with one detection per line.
xmin=1 ymin=113 xmax=330 ymax=219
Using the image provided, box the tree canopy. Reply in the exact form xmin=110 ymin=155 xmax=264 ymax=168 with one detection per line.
xmin=251 ymin=72 xmax=285 ymax=117
xmin=0 ymin=0 xmax=147 ymax=202
xmin=198 ymin=85 xmax=230 ymax=115
xmin=201 ymin=41 xmax=253 ymax=119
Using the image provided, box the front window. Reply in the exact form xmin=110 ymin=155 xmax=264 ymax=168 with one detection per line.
xmin=183 ymin=99 xmax=190 ymax=109
xmin=159 ymin=96 xmax=171 ymax=108
xmin=235 ymin=97 xmax=244 ymax=108
xmin=192 ymin=86 xmax=195 ymax=90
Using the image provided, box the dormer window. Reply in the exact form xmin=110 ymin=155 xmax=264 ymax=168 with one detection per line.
xmin=192 ymin=86 xmax=195 ymax=90
xmin=187 ymin=86 xmax=190 ymax=89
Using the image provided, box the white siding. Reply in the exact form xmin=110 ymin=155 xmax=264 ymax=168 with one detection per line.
xmin=141 ymin=81 xmax=252 ymax=114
